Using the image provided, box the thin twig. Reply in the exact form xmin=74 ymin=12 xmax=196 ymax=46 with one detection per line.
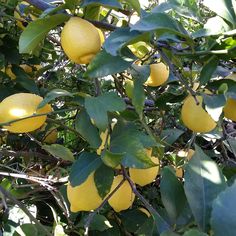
xmin=0 ymin=186 xmax=52 ymax=236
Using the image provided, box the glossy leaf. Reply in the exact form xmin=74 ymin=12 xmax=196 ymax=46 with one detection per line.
xmin=184 ymin=145 xmax=227 ymax=231
xmin=199 ymin=56 xmax=219 ymax=85
xmin=38 ymin=89 xmax=73 ymax=109
xmin=211 ymin=179 xmax=236 ymax=236
xmin=69 ymin=152 xmax=102 ymax=187
xmin=75 ymin=109 xmax=101 ymax=148
xmin=84 ymin=50 xmax=133 ymax=78
xmin=160 ymin=167 xmax=188 ymax=224
xmin=89 ymin=215 xmax=112 ymax=231
xmin=94 ymin=164 xmax=114 ymax=199
xmin=85 ymin=92 xmax=126 ymax=131
xmin=42 ymin=144 xmax=74 ymax=161
xmin=101 ymin=150 xmax=124 ymax=168
xmin=19 ymin=14 xmax=69 ymax=54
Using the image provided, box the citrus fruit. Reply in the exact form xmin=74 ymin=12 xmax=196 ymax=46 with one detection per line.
xmin=129 ymin=154 xmax=159 ymax=186
xmin=61 ymin=17 xmax=101 ymax=64
xmin=0 ymin=93 xmax=52 ymax=133
xmin=139 ymin=207 xmax=151 ymax=217
xmin=124 ymin=79 xmax=134 ymax=99
xmin=97 ymin=28 xmax=105 ymax=45
xmin=97 ymin=128 xmax=110 ymax=155
xmin=108 ymin=175 xmax=135 ymax=212
xmin=181 ymin=95 xmax=216 ymax=133
xmin=223 ymin=98 xmax=236 ymax=122
xmin=128 ymin=41 xmax=151 ymax=58
xmin=43 ymin=128 xmax=58 ymax=144
xmin=145 ymin=63 xmax=169 ymax=87
xmin=67 ymin=172 xmax=103 ymax=212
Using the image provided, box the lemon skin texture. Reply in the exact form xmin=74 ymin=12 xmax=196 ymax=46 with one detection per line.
xmin=129 ymin=156 xmax=160 ymax=186
xmin=61 ymin=17 xmax=101 ymax=64
xmin=145 ymin=63 xmax=169 ymax=87
xmin=108 ymin=175 xmax=135 ymax=212
xmin=224 ymin=98 xmax=236 ymax=122
xmin=181 ymin=95 xmax=216 ymax=133
xmin=67 ymin=172 xmax=103 ymax=212
xmin=0 ymin=93 xmax=52 ymax=133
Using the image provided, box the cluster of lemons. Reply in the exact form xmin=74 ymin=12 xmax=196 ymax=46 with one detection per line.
xmin=4 ymin=3 xmax=236 ymax=214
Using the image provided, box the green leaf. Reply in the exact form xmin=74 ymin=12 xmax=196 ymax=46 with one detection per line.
xmin=211 ymin=179 xmax=236 ymax=236
xmin=160 ymin=128 xmax=184 ymax=145
xmin=130 ymin=65 xmax=150 ymax=116
xmin=75 ymin=109 xmax=101 ymax=148
xmin=94 ymin=164 xmax=114 ymax=199
xmin=19 ymin=14 xmax=69 ymax=54
xmin=104 ymin=27 xmax=141 ymax=56
xmin=42 ymin=144 xmax=74 ymax=161
xmin=135 ymin=217 xmax=155 ymax=236
xmin=13 ymin=224 xmax=38 ymax=236
xmin=38 ymin=89 xmax=73 ymax=109
xmin=160 ymin=167 xmax=188 ymax=224
xmin=125 ymin=0 xmax=141 ymax=15
xmin=131 ymin=12 xmax=190 ymax=40
xmin=69 ymin=152 xmax=102 ymax=187
xmin=82 ymin=0 xmax=122 ymax=8
xmin=85 ymin=92 xmax=126 ymax=131
xmin=183 ymin=229 xmax=208 ymax=236
xmin=84 ymin=50 xmax=133 ymax=78
xmin=120 ymin=209 xmax=150 ymax=233
xmin=101 ymin=150 xmax=124 ymax=168
xmin=160 ymin=231 xmax=180 ymax=236
xmin=89 ymin=215 xmax=113 ymax=231
xmin=184 ymin=145 xmax=227 ymax=231
xmin=203 ymin=0 xmax=236 ymax=27
xmin=199 ymin=56 xmax=219 ymax=85
xmin=110 ymin=119 xmax=157 ymax=168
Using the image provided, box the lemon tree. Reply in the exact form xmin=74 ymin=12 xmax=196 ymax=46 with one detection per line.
xmin=0 ymin=0 xmax=236 ymax=236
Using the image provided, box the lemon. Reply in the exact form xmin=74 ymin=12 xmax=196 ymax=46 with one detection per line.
xmin=181 ymin=95 xmax=216 ymax=133
xmin=97 ymin=28 xmax=105 ymax=45
xmin=43 ymin=128 xmax=58 ymax=144
xmin=129 ymin=155 xmax=159 ymax=186
xmin=108 ymin=175 xmax=135 ymax=212
xmin=0 ymin=93 xmax=51 ymax=133
xmin=124 ymin=79 xmax=134 ymax=99
xmin=139 ymin=207 xmax=151 ymax=217
xmin=67 ymin=172 xmax=103 ymax=212
xmin=97 ymin=128 xmax=110 ymax=155
xmin=223 ymin=98 xmax=236 ymax=122
xmin=61 ymin=17 xmax=101 ymax=64
xmin=145 ymin=63 xmax=169 ymax=87
xmin=128 ymin=41 xmax=151 ymax=58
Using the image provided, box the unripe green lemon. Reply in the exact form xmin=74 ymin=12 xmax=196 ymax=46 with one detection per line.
xmin=181 ymin=95 xmax=216 ymax=133
xmin=0 ymin=93 xmax=51 ymax=133
xmin=67 ymin=172 xmax=103 ymax=212
xmin=61 ymin=17 xmax=101 ymax=64
xmin=108 ymin=175 xmax=135 ymax=212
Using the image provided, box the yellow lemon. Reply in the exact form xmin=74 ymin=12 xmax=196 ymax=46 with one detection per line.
xmin=61 ymin=17 xmax=101 ymax=64
xmin=67 ymin=172 xmax=103 ymax=212
xmin=0 ymin=93 xmax=52 ymax=133
xmin=181 ymin=95 xmax=216 ymax=133
xmin=139 ymin=207 xmax=151 ymax=217
xmin=145 ymin=63 xmax=169 ymax=87
xmin=129 ymin=156 xmax=159 ymax=186
xmin=97 ymin=28 xmax=105 ymax=45
xmin=108 ymin=175 xmax=135 ymax=212
xmin=43 ymin=128 xmax=58 ymax=144
xmin=97 ymin=128 xmax=110 ymax=155
xmin=223 ymin=98 xmax=236 ymax=122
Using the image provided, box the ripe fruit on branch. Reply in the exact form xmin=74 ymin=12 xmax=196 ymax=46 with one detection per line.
xmin=67 ymin=172 xmax=103 ymax=212
xmin=0 ymin=93 xmax=51 ymax=133
xmin=61 ymin=17 xmax=102 ymax=64
xmin=181 ymin=95 xmax=216 ymax=133
xmin=223 ymin=98 xmax=236 ymax=122
xmin=108 ymin=175 xmax=135 ymax=212
xmin=145 ymin=62 xmax=169 ymax=87
xmin=129 ymin=149 xmax=160 ymax=186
